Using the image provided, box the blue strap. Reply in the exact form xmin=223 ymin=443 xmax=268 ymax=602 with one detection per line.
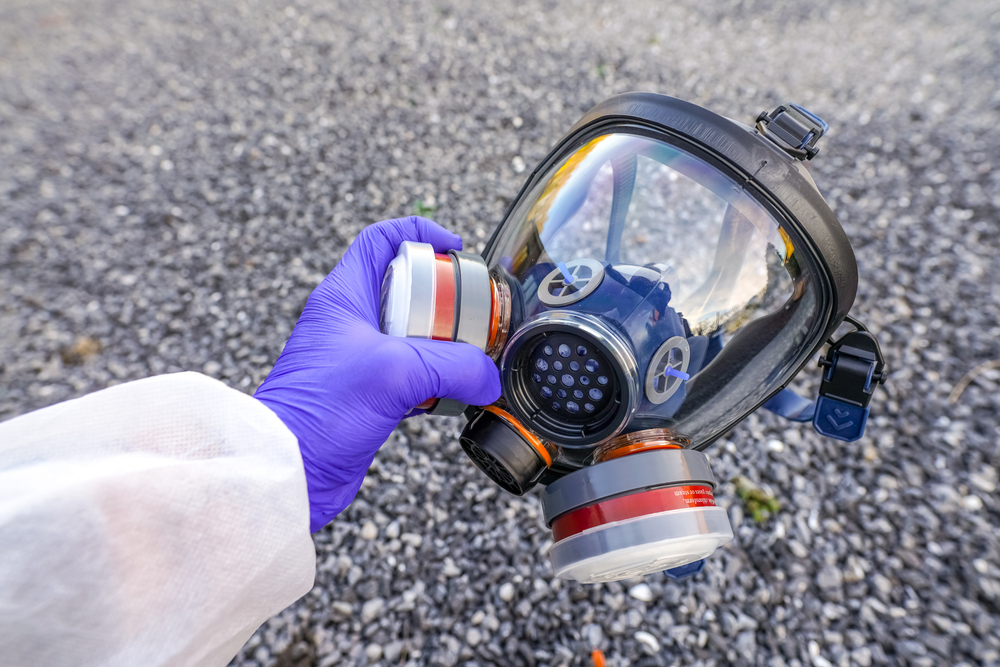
xmin=762 ymin=388 xmax=816 ymax=422
xmin=763 ymin=389 xmax=870 ymax=442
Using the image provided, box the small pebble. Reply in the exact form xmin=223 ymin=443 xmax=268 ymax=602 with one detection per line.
xmin=360 ymin=598 xmax=384 ymax=625
xmin=359 ymin=522 xmax=378 ymax=540
xmin=634 ymin=630 xmax=661 ymax=653
xmin=628 ymin=583 xmax=654 ymax=602
xmin=961 ymin=495 xmax=983 ymax=511
xmin=442 ymin=558 xmax=461 ymax=577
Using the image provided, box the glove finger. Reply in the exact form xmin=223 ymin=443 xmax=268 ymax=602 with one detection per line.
xmin=356 ymin=215 xmax=462 ymax=260
xmin=402 ymin=338 xmax=502 ymax=408
xmin=403 ymin=215 xmax=465 ymax=254
xmin=322 ymin=216 xmax=463 ymax=326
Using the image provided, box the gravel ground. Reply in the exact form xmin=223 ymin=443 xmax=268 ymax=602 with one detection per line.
xmin=2 ymin=1 xmax=999 ymax=666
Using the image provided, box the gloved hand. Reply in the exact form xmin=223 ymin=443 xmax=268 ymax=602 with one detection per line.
xmin=255 ymin=217 xmax=501 ymax=532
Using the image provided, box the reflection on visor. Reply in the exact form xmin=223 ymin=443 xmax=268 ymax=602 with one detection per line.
xmin=507 ymin=133 xmax=794 ymax=337
xmin=533 ymin=135 xmax=781 ymax=245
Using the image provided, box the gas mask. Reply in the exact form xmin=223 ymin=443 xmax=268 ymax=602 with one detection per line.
xmin=379 ymin=94 xmax=887 ymax=583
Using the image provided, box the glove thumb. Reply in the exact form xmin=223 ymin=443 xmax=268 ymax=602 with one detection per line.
xmin=401 ymin=338 xmax=502 ymax=408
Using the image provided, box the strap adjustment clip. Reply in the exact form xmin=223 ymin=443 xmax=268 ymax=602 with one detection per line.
xmin=812 ymin=325 xmax=887 ymax=442
xmin=756 ymin=104 xmax=829 ymax=160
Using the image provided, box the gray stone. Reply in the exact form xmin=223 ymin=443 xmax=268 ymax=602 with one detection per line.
xmin=360 ymin=598 xmax=385 ymax=625
xmin=872 ymin=574 xmax=894 ymax=597
xmin=895 ymin=639 xmax=928 ymax=658
xmin=331 ymin=601 xmax=353 ymax=618
xmin=383 ymin=640 xmax=404 ymax=663
xmin=735 ymin=631 xmax=757 ymax=661
xmin=364 ymin=643 xmax=383 ymax=661
xmin=817 ymin=565 xmax=843 ymax=590
xmin=582 ymin=623 xmax=603 ymax=648
xmin=924 ymin=634 xmax=951 ymax=657
xmin=628 ymin=583 xmax=654 ymax=602
xmin=850 ymin=647 xmax=872 ymax=667
xmin=634 ymin=630 xmax=661 ymax=653
xmin=359 ymin=522 xmax=378 ymax=540
xmin=442 ymin=558 xmax=462 ymax=578
xmin=384 ymin=521 xmax=400 ymax=539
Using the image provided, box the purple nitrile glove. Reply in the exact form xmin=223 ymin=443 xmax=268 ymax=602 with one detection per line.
xmin=255 ymin=217 xmax=501 ymax=532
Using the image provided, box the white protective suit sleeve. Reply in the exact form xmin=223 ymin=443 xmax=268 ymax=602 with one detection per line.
xmin=0 ymin=372 xmax=317 ymax=667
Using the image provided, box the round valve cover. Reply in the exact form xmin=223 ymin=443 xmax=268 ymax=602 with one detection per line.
xmin=644 ymin=336 xmax=692 ymax=405
xmin=537 ymin=258 xmax=605 ymax=307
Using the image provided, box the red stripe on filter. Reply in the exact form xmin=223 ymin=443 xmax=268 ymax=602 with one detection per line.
xmin=431 ymin=254 xmax=457 ymax=341
xmin=551 ymin=485 xmax=717 ymax=542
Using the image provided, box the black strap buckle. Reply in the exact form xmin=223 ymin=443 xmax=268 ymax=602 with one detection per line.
xmin=811 ymin=317 xmax=887 ymax=442
xmin=817 ymin=322 xmax=888 ymax=408
xmin=765 ymin=317 xmax=888 ymax=442
xmin=756 ymin=103 xmax=829 ymax=160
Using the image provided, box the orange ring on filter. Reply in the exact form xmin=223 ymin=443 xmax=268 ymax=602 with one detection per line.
xmin=594 ymin=428 xmax=689 ymax=462
xmin=484 ymin=273 xmax=511 ymax=360
xmin=598 ymin=441 xmax=681 ymax=461
xmin=488 ymin=278 xmax=498 ymax=344
xmin=550 ymin=484 xmax=717 ymax=542
xmin=481 ymin=404 xmax=552 ymax=467
xmin=431 ymin=254 xmax=458 ymax=341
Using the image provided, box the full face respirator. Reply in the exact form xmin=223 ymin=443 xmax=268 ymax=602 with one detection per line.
xmin=379 ymin=93 xmax=887 ymax=583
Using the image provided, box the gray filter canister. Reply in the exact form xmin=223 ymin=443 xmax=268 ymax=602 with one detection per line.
xmin=380 ymin=241 xmax=510 ymax=415
xmin=540 ymin=449 xmax=733 ymax=583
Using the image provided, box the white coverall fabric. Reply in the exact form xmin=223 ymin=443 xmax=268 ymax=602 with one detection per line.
xmin=0 ymin=372 xmax=316 ymax=667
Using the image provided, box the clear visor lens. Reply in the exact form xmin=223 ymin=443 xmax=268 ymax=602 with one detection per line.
xmin=488 ymin=131 xmax=824 ymax=445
